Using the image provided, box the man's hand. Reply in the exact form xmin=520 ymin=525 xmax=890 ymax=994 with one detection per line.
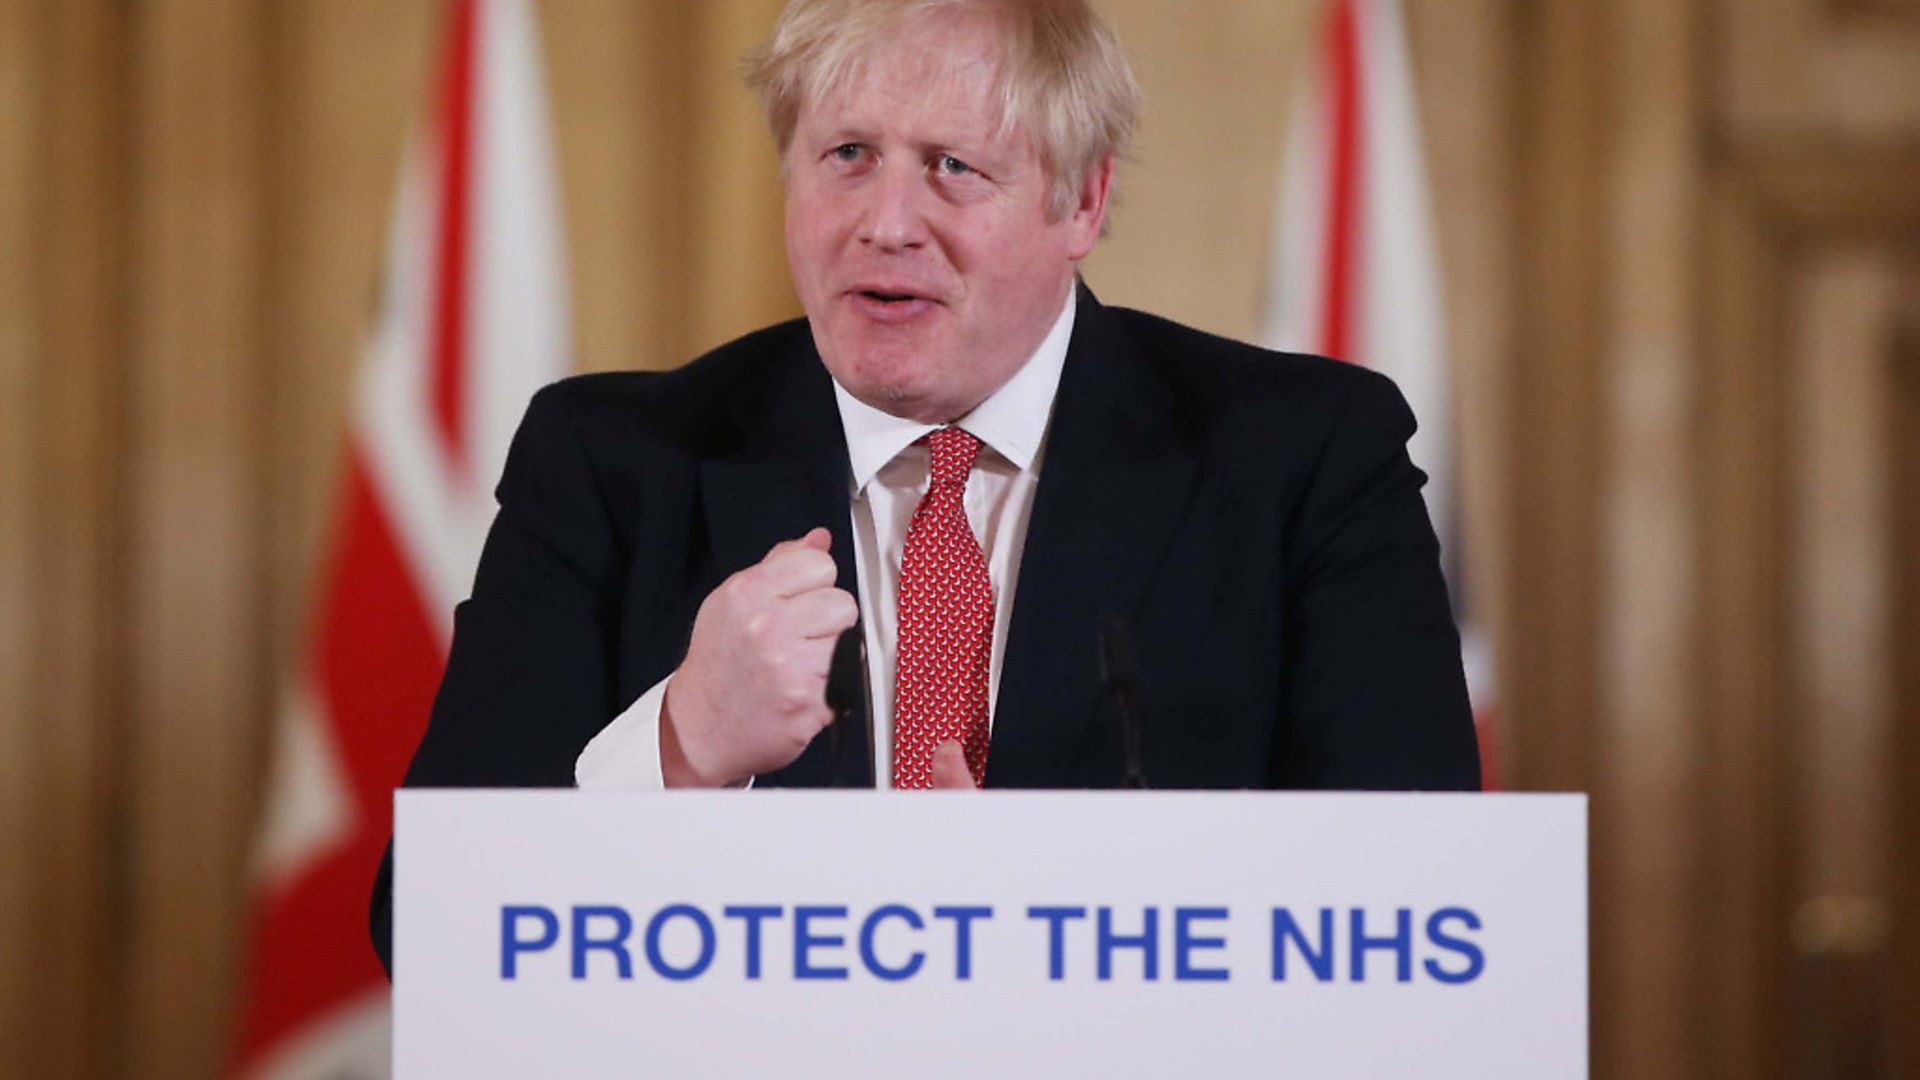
xmin=661 ymin=527 xmax=859 ymax=787
xmin=929 ymin=740 xmax=977 ymax=790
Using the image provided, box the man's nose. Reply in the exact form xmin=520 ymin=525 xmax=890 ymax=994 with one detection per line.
xmin=858 ymin=160 xmax=930 ymax=252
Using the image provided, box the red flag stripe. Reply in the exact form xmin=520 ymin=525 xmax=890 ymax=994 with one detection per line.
xmin=1319 ymin=0 xmax=1364 ymax=364
xmin=233 ymin=0 xmax=573 ymax=1070
xmin=1476 ymin=706 xmax=1502 ymax=792
xmin=231 ymin=447 xmax=445 ymax=1068
xmin=233 ymin=4 xmax=482 ymax=1068
xmin=429 ymin=0 xmax=478 ymax=476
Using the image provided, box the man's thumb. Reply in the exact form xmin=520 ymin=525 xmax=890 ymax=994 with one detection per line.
xmin=765 ymin=526 xmax=832 ymax=560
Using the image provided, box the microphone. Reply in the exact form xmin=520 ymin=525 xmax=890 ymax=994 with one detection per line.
xmin=825 ymin=625 xmax=871 ymax=787
xmin=1099 ymin=616 xmax=1148 ymax=790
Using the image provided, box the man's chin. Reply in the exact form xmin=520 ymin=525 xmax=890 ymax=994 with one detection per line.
xmin=823 ymin=348 xmax=946 ymax=418
xmin=842 ymin=380 xmax=957 ymax=425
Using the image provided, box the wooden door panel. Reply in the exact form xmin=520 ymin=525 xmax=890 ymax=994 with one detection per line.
xmin=1781 ymin=250 xmax=1907 ymax=1080
xmin=1716 ymin=0 xmax=1920 ymax=139
xmin=1699 ymin=151 xmax=1920 ymax=1080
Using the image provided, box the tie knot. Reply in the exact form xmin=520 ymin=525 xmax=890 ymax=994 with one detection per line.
xmin=924 ymin=426 xmax=982 ymax=489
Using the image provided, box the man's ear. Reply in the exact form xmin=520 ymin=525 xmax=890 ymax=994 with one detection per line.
xmin=1064 ymin=156 xmax=1116 ymax=260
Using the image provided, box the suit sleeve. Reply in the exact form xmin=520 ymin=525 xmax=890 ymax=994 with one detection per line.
xmin=1274 ymin=369 xmax=1481 ymax=791
xmin=371 ymin=381 xmax=631 ymax=975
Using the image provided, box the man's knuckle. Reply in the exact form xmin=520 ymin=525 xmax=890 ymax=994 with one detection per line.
xmin=715 ymin=577 xmax=750 ymax=610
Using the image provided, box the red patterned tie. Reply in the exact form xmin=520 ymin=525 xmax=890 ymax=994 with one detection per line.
xmin=892 ymin=426 xmax=993 ymax=788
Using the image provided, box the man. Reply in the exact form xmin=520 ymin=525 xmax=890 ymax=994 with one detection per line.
xmin=373 ymin=0 xmax=1478 ymax=972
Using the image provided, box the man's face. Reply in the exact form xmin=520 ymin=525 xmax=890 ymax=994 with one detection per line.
xmin=782 ymin=13 xmax=1109 ymax=423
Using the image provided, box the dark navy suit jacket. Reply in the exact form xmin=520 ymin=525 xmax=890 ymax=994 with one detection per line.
xmin=370 ymin=288 xmax=1481 ymax=973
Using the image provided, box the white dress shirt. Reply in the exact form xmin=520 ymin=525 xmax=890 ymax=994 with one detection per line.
xmin=575 ymin=289 xmax=1076 ymax=789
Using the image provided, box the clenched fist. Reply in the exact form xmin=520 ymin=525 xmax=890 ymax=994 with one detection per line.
xmin=660 ymin=527 xmax=860 ymax=788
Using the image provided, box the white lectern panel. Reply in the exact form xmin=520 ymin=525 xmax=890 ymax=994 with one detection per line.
xmin=395 ymin=791 xmax=1585 ymax=1078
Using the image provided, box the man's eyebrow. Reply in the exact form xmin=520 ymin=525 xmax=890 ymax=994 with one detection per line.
xmin=802 ymin=113 xmax=1009 ymax=161
xmin=811 ymin=121 xmax=880 ymax=144
xmin=900 ymin=123 xmax=1001 ymax=153
xmin=812 ymin=129 xmax=998 ymax=158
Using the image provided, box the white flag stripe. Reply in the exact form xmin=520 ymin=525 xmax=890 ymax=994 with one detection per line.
xmin=472 ymin=0 xmax=572 ymax=501
xmin=1265 ymin=0 xmax=1450 ymax=543
xmin=1264 ymin=58 xmax=1329 ymax=359
xmin=1356 ymin=0 xmax=1452 ymax=546
xmin=1261 ymin=0 xmax=1498 ymax=760
xmin=244 ymin=995 xmax=392 ymax=1080
xmin=358 ymin=137 xmax=481 ymax=641
xmin=356 ymin=0 xmax=570 ymax=636
xmin=250 ymin=680 xmax=353 ymax=891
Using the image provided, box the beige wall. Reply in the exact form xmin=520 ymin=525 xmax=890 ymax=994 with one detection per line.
xmin=2 ymin=1 xmax=1917 ymax=1078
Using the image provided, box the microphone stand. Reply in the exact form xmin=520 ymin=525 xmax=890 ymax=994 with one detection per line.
xmin=825 ymin=625 xmax=873 ymax=787
xmin=1099 ymin=617 xmax=1148 ymax=790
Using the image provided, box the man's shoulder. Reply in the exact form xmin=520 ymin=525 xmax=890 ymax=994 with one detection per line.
xmin=525 ymin=317 xmax=813 ymax=437
xmin=1099 ymin=304 xmax=1397 ymax=414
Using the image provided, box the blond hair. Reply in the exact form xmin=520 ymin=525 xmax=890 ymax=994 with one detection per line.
xmin=743 ymin=0 xmax=1141 ymax=222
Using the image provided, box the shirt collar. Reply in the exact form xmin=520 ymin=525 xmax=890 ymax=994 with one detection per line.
xmin=832 ymin=285 xmax=1076 ymax=495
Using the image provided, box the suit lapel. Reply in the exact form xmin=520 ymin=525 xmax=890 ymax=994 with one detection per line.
xmin=988 ymin=290 xmax=1199 ymax=787
xmin=699 ymin=336 xmax=874 ymax=787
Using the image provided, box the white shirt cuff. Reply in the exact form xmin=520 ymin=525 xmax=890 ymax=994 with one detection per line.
xmin=575 ymin=676 xmax=671 ymax=790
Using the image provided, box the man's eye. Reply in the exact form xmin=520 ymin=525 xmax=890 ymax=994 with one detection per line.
xmin=935 ymin=154 xmax=976 ymax=177
xmin=830 ymin=143 xmax=866 ymax=163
